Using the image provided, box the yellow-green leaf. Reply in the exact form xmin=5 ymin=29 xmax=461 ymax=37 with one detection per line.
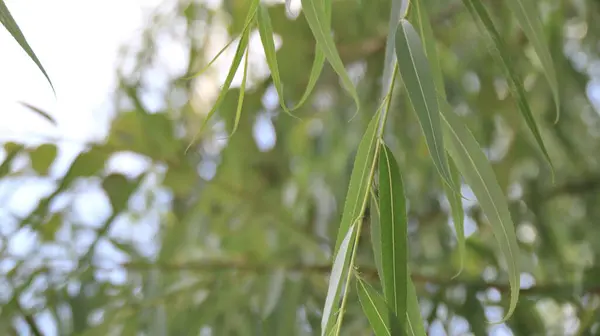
xmin=441 ymin=102 xmax=520 ymax=322
xmin=231 ymin=46 xmax=250 ymax=136
xmin=394 ymin=19 xmax=452 ymax=188
xmin=504 ymin=0 xmax=560 ymax=122
xmin=0 ymin=0 xmax=54 ymax=92
xmin=301 ymin=0 xmax=360 ymax=112
xmin=462 ymin=0 xmax=553 ymax=171
xmin=378 ymin=143 xmax=407 ymax=325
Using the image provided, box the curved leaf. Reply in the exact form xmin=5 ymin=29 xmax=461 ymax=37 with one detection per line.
xmin=356 ymin=276 xmax=403 ymax=336
xmin=504 ymin=0 xmax=560 ymax=122
xmin=0 ymin=0 xmax=54 ymax=92
xmin=394 ymin=19 xmax=453 ymax=188
xmin=406 ymin=275 xmax=427 ymax=336
xmin=462 ymin=0 xmax=553 ymax=171
xmin=300 ymin=0 xmax=360 ymax=113
xmin=441 ymin=102 xmax=520 ymax=322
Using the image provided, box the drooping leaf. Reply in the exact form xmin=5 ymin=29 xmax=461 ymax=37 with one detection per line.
xmin=378 ymin=143 xmax=407 ymax=326
xmin=405 ymin=275 xmax=427 ymax=336
xmin=19 ymin=102 xmax=57 ymax=126
xmin=301 ymin=0 xmax=360 ymax=113
xmin=321 ymin=224 xmax=356 ymax=335
xmin=381 ymin=0 xmax=407 ymax=99
xmin=257 ymin=4 xmax=298 ymax=117
xmin=356 ymin=276 xmax=403 ymax=336
xmin=333 ymin=109 xmax=381 ymax=251
xmin=102 ymin=173 xmax=144 ymax=213
xmin=394 ymin=19 xmax=453 ymax=188
xmin=370 ymin=194 xmax=383 ymax=287
xmin=441 ymin=102 xmax=520 ymax=322
xmin=0 ymin=142 xmax=24 ymax=177
xmin=504 ymin=0 xmax=560 ymax=122
xmin=231 ymin=46 xmax=250 ymax=135
xmin=0 ymin=0 xmax=54 ymax=92
xmin=462 ymin=0 xmax=553 ymax=171
xmin=445 ymin=158 xmax=465 ymax=276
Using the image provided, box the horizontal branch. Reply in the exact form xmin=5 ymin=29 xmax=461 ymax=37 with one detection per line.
xmin=121 ymin=260 xmax=600 ymax=297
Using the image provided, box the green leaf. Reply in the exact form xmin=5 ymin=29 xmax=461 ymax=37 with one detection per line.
xmin=257 ymin=4 xmax=299 ymax=117
xmin=19 ymin=102 xmax=57 ymax=126
xmin=461 ymin=0 xmax=553 ymax=171
xmin=300 ymin=0 xmax=360 ymax=113
xmin=356 ymin=276 xmax=402 ymax=336
xmin=334 ymin=110 xmax=381 ymax=251
xmin=321 ymin=223 xmax=356 ymax=335
xmin=370 ymin=194 xmax=383 ymax=287
xmin=231 ymin=46 xmax=250 ymax=136
xmin=378 ymin=143 xmax=407 ymax=325
xmin=441 ymin=102 xmax=520 ymax=322
xmin=0 ymin=0 xmax=54 ymax=92
xmin=405 ymin=275 xmax=427 ymax=336
xmin=63 ymin=146 xmax=109 ymax=185
xmin=0 ymin=142 xmax=24 ymax=177
xmin=394 ymin=19 xmax=452 ymax=188
xmin=29 ymin=144 xmax=58 ymax=175
xmin=102 ymin=173 xmax=144 ymax=213
xmin=444 ymin=158 xmax=465 ymax=276
xmin=504 ymin=0 xmax=560 ymax=122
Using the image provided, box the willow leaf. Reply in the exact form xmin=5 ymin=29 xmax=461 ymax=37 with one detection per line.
xmin=185 ymin=0 xmax=258 ymax=79
xmin=0 ymin=0 xmax=54 ymax=92
xmin=257 ymin=4 xmax=297 ymax=117
xmin=394 ymin=19 xmax=452 ymax=188
xmin=441 ymin=102 xmax=520 ymax=322
xmin=378 ymin=143 xmax=407 ymax=325
xmin=321 ymin=224 xmax=356 ymax=335
xmin=504 ymin=0 xmax=560 ymax=122
xmin=229 ymin=47 xmax=250 ymax=136
xmin=406 ymin=274 xmax=427 ymax=336
xmin=301 ymin=0 xmax=360 ymax=112
xmin=195 ymin=17 xmax=253 ymax=138
xmin=411 ymin=1 xmax=465 ymax=274
xmin=370 ymin=194 xmax=383 ymax=287
xmin=462 ymin=0 xmax=553 ymax=170
xmin=356 ymin=276 xmax=404 ymax=336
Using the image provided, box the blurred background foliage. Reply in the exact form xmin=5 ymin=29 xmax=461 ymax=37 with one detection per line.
xmin=2 ymin=0 xmax=600 ymax=334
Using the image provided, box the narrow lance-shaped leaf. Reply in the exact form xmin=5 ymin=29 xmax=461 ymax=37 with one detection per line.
xmin=369 ymin=193 xmax=383 ymax=287
xmin=504 ymin=0 xmax=560 ymax=122
xmin=378 ymin=143 xmax=407 ymax=327
xmin=462 ymin=0 xmax=553 ymax=171
xmin=356 ymin=275 xmax=404 ymax=336
xmin=185 ymin=0 xmax=259 ymax=79
xmin=381 ymin=0 xmax=409 ymax=100
xmin=257 ymin=4 xmax=297 ymax=118
xmin=323 ymin=109 xmax=382 ymax=334
xmin=405 ymin=273 xmax=427 ymax=336
xmin=301 ymin=0 xmax=360 ymax=113
xmin=187 ymin=15 xmax=254 ymax=148
xmin=410 ymin=0 xmax=465 ymax=276
xmin=333 ymin=109 xmax=381 ymax=251
xmin=292 ymin=0 xmax=331 ymax=111
xmin=441 ymin=101 xmax=520 ymax=322
xmin=0 ymin=0 xmax=54 ymax=92
xmin=230 ymin=46 xmax=250 ymax=136
xmin=394 ymin=19 xmax=453 ymax=189
xmin=321 ymin=224 xmax=356 ymax=335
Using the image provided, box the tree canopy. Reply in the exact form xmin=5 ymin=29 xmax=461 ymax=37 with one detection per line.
xmin=2 ymin=0 xmax=600 ymax=335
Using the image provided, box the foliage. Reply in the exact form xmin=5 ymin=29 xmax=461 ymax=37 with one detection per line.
xmin=2 ymin=0 xmax=600 ymax=335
